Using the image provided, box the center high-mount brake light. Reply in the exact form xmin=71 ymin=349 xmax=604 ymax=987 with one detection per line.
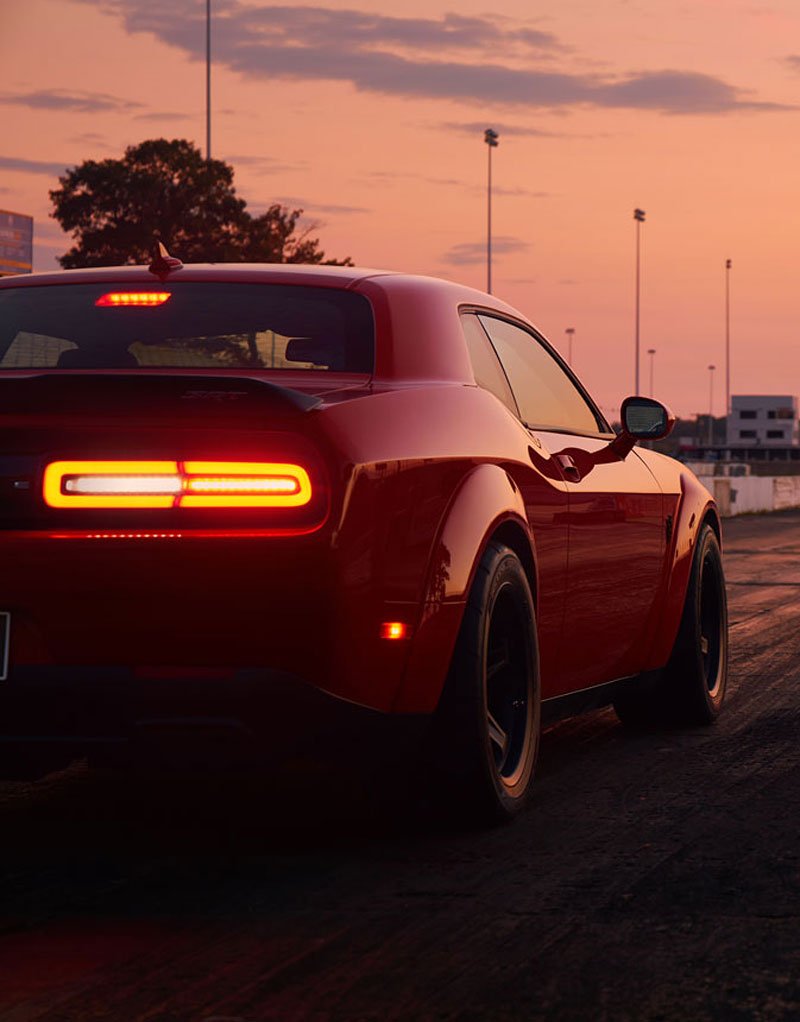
xmin=43 ymin=461 xmax=313 ymax=510
xmin=95 ymin=292 xmax=171 ymax=307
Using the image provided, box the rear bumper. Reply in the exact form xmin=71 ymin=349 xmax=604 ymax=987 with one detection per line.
xmin=0 ymin=532 xmax=417 ymax=713
xmin=0 ymin=665 xmax=429 ymax=778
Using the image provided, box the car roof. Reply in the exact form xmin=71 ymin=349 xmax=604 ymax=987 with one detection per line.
xmin=0 ymin=263 xmax=521 ymax=308
xmin=0 ymin=263 xmax=384 ymax=290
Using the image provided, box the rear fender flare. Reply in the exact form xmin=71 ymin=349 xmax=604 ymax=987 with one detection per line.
xmin=644 ymin=470 xmax=721 ymax=670
xmin=392 ymin=463 xmax=537 ymax=713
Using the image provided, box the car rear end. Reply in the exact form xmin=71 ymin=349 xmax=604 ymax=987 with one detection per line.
xmin=0 ymin=269 xmax=395 ymax=775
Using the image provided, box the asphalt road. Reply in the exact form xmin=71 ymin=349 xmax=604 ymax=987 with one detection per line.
xmin=1 ymin=511 xmax=799 ymax=1021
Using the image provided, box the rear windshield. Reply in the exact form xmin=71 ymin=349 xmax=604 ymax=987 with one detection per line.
xmin=0 ymin=282 xmax=374 ymax=372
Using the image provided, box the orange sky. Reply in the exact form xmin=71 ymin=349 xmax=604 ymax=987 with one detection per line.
xmin=2 ymin=0 xmax=799 ymax=418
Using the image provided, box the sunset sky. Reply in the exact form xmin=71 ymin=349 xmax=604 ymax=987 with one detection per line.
xmin=2 ymin=0 xmax=799 ymax=419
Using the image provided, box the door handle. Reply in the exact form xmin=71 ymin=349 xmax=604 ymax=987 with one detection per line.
xmin=556 ymin=453 xmax=582 ymax=483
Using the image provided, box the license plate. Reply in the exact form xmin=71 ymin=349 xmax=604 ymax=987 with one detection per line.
xmin=0 ymin=613 xmax=8 ymax=681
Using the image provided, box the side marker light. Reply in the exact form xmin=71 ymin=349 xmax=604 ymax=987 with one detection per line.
xmin=380 ymin=622 xmax=409 ymax=641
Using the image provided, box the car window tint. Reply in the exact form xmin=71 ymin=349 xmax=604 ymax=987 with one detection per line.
xmin=477 ymin=315 xmax=601 ymax=433
xmin=0 ymin=283 xmax=374 ymax=373
xmin=460 ymin=313 xmax=518 ymax=416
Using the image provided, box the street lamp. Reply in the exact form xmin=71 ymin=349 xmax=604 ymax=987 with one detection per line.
xmin=484 ymin=128 xmax=499 ymax=294
xmin=206 ymin=0 xmax=212 ymax=159
xmin=725 ymin=258 xmax=732 ymax=416
xmin=565 ymin=327 xmax=575 ymax=367
xmin=647 ymin=348 xmax=656 ymax=396
xmin=708 ymin=363 xmax=716 ymax=445
xmin=633 ymin=208 xmax=646 ymax=394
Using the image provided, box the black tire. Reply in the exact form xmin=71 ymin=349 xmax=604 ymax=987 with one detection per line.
xmin=428 ymin=541 xmax=540 ymax=825
xmin=614 ymin=523 xmax=728 ymax=728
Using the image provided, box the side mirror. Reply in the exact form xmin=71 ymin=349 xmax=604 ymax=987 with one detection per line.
xmin=610 ymin=396 xmax=675 ymax=459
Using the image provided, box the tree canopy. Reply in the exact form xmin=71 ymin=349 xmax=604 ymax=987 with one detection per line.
xmin=50 ymin=138 xmax=351 ymax=268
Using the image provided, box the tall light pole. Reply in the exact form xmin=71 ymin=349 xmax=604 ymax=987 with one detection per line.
xmin=484 ymin=128 xmax=499 ymax=294
xmin=708 ymin=363 xmax=716 ymax=445
xmin=565 ymin=327 xmax=575 ymax=367
xmin=725 ymin=258 xmax=732 ymax=415
xmin=206 ymin=0 xmax=211 ymax=159
xmin=633 ymin=208 xmax=646 ymax=394
xmin=647 ymin=348 xmax=656 ymax=396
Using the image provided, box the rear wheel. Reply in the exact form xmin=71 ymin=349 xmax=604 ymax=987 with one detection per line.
xmin=614 ymin=523 xmax=728 ymax=728
xmin=428 ymin=541 xmax=540 ymax=825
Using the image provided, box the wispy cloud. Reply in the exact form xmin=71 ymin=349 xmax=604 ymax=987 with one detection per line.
xmin=442 ymin=120 xmax=611 ymax=140
xmin=271 ymin=195 xmax=370 ymax=215
xmin=0 ymin=89 xmax=142 ymax=113
xmin=68 ymin=132 xmax=110 ymax=146
xmin=784 ymin=55 xmax=800 ymax=73
xmin=363 ymin=169 xmax=548 ymax=200
xmin=0 ymin=156 xmax=68 ymax=176
xmin=133 ymin=111 xmax=192 ymax=122
xmin=363 ymin=169 xmax=465 ymax=188
xmin=490 ymin=185 xmax=551 ymax=198
xmin=80 ymin=1 xmax=791 ymax=115
xmin=442 ymin=236 xmax=529 ymax=266
xmin=227 ymin=154 xmax=307 ymax=175
xmin=443 ymin=121 xmax=566 ymax=138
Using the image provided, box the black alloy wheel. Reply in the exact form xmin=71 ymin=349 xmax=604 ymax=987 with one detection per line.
xmin=430 ymin=541 xmax=540 ymax=824
xmin=698 ymin=545 xmax=726 ymax=702
xmin=614 ymin=523 xmax=728 ymax=728
xmin=485 ymin=584 xmax=532 ymax=788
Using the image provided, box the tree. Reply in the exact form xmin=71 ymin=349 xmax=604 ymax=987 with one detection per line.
xmin=50 ymin=138 xmax=351 ymax=268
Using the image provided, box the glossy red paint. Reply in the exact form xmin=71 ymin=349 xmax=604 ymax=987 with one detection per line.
xmin=0 ymin=263 xmax=718 ymax=765
xmin=636 ymin=457 xmax=720 ymax=671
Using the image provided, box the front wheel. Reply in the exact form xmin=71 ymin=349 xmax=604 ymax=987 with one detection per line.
xmin=428 ymin=541 xmax=540 ymax=825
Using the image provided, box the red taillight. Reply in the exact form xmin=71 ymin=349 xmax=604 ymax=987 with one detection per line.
xmin=43 ymin=460 xmax=313 ymax=510
xmin=95 ymin=292 xmax=171 ymax=307
xmin=43 ymin=461 xmax=179 ymax=509
xmin=181 ymin=461 xmax=312 ymax=508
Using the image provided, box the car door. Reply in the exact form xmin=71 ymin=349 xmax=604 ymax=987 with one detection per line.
xmin=476 ymin=314 xmax=665 ymax=698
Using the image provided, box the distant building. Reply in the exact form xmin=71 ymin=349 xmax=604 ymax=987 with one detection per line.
xmin=727 ymin=395 xmax=799 ymax=447
xmin=0 ymin=210 xmax=33 ymax=276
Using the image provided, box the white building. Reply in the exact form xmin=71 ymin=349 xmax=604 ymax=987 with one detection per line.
xmin=727 ymin=395 xmax=799 ymax=446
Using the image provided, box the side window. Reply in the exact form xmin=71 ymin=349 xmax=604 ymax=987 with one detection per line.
xmin=478 ymin=315 xmax=602 ymax=434
xmin=460 ymin=313 xmax=518 ymax=416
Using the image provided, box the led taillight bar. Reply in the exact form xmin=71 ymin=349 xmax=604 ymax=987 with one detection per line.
xmin=95 ymin=292 xmax=171 ymax=307
xmin=43 ymin=461 xmax=312 ymax=510
xmin=181 ymin=461 xmax=311 ymax=508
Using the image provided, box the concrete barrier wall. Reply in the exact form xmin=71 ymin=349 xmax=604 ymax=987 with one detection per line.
xmin=773 ymin=476 xmax=800 ymax=510
xmin=710 ymin=475 xmax=800 ymax=516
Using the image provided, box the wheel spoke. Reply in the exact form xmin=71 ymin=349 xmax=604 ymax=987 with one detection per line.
xmin=487 ymin=711 xmax=509 ymax=756
xmin=487 ymin=639 xmax=510 ymax=681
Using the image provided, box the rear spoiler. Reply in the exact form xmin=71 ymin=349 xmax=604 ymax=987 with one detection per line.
xmin=0 ymin=372 xmax=322 ymax=416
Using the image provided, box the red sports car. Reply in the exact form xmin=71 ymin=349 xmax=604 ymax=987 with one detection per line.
xmin=0 ymin=250 xmax=728 ymax=822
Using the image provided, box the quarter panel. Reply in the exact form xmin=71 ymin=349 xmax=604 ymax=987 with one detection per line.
xmin=391 ymin=463 xmax=531 ymax=714
xmin=317 ymin=385 xmax=569 ymax=713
